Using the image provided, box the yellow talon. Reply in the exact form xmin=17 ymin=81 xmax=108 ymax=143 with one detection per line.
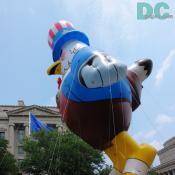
xmin=105 ymin=131 xmax=157 ymax=175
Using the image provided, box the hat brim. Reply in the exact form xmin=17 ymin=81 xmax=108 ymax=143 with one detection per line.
xmin=47 ymin=60 xmax=62 ymax=75
xmin=52 ymin=30 xmax=90 ymax=61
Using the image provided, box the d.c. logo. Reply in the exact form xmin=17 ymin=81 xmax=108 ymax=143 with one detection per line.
xmin=137 ymin=2 xmax=173 ymax=20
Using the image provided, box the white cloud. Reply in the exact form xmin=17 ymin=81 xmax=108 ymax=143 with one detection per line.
xmin=156 ymin=114 xmax=175 ymax=125
xmin=102 ymin=0 xmax=138 ymax=41
xmin=150 ymin=140 xmax=163 ymax=150
xmin=155 ymin=49 xmax=175 ymax=85
xmin=132 ymin=129 xmax=157 ymax=141
xmin=53 ymin=0 xmax=139 ymax=44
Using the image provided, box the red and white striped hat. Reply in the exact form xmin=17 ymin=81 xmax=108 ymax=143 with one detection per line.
xmin=48 ymin=21 xmax=73 ymax=49
xmin=47 ymin=20 xmax=90 ymax=75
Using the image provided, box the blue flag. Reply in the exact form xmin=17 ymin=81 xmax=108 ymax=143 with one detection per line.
xmin=29 ymin=113 xmax=53 ymax=133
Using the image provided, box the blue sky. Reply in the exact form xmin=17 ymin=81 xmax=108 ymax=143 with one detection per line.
xmin=0 ymin=0 xmax=175 ymax=166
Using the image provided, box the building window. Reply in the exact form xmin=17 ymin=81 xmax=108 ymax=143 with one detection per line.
xmin=16 ymin=126 xmax=25 ymax=156
xmin=18 ymin=146 xmax=24 ymax=155
xmin=47 ymin=124 xmax=56 ymax=129
xmin=0 ymin=132 xmax=5 ymax=139
xmin=17 ymin=130 xmax=25 ymax=143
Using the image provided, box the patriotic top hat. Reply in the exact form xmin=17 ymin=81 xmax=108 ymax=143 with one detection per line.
xmin=47 ymin=20 xmax=90 ymax=75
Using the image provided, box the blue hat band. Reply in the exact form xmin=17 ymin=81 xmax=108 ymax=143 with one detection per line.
xmin=52 ymin=27 xmax=73 ymax=48
xmin=52 ymin=29 xmax=90 ymax=62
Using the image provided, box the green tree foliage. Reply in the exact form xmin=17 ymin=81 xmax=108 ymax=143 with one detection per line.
xmin=99 ymin=165 xmax=112 ymax=175
xmin=0 ymin=138 xmax=19 ymax=175
xmin=21 ymin=130 xmax=111 ymax=175
xmin=148 ymin=171 xmax=156 ymax=175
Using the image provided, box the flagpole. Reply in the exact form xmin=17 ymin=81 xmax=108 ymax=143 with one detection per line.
xmin=29 ymin=112 xmax=31 ymax=136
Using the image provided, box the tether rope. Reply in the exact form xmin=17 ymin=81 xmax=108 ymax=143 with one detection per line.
xmin=48 ymin=63 xmax=79 ymax=174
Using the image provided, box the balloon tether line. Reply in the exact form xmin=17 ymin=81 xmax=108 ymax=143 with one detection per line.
xmin=48 ymin=64 xmax=79 ymax=174
xmin=107 ymin=62 xmax=127 ymax=171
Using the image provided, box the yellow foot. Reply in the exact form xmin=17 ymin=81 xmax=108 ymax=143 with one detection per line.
xmin=123 ymin=144 xmax=157 ymax=175
xmin=105 ymin=132 xmax=157 ymax=175
xmin=132 ymin=143 xmax=157 ymax=166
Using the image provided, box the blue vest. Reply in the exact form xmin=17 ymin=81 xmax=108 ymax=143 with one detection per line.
xmin=61 ymin=47 xmax=132 ymax=102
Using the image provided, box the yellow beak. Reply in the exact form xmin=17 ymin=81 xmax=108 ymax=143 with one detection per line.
xmin=47 ymin=60 xmax=62 ymax=75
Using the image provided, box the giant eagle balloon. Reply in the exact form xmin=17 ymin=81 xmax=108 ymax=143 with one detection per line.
xmin=47 ymin=21 xmax=157 ymax=175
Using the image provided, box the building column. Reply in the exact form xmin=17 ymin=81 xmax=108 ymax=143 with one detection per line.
xmin=8 ymin=123 xmax=15 ymax=154
xmin=57 ymin=124 xmax=67 ymax=132
xmin=166 ymin=172 xmax=169 ymax=175
xmin=24 ymin=123 xmax=29 ymax=137
xmin=56 ymin=124 xmax=62 ymax=132
xmin=167 ymin=171 xmax=171 ymax=175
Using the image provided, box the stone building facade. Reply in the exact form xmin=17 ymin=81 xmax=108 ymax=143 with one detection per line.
xmin=0 ymin=100 xmax=65 ymax=160
xmin=152 ymin=137 xmax=175 ymax=175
